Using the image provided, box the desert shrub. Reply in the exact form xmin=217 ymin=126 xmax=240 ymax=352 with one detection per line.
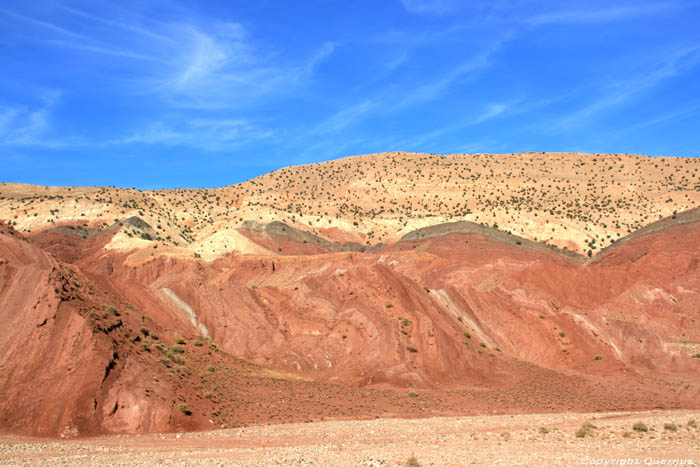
xmin=576 ymin=423 xmax=595 ymax=438
xmin=408 ymin=391 xmax=418 ymax=398
xmin=664 ymin=422 xmax=677 ymax=431
xmin=175 ymin=337 xmax=185 ymax=345
xmin=538 ymin=427 xmax=549 ymax=434
xmin=193 ymin=340 xmax=203 ymax=347
xmin=407 ymin=345 xmax=418 ymax=353
xmin=178 ymin=403 xmax=191 ymax=415
xmin=404 ymin=455 xmax=421 ymax=467
xmin=171 ymin=344 xmax=184 ymax=354
xmin=204 ymin=391 xmax=214 ymax=399
xmin=688 ymin=419 xmax=697 ymax=428
xmin=172 ymin=355 xmax=186 ymax=365
xmin=633 ymin=422 xmax=648 ymax=432
xmin=207 ymin=365 xmax=216 ymax=372
xmin=464 ymin=331 xmax=471 ymax=338
xmin=594 ymin=354 xmax=602 ymax=360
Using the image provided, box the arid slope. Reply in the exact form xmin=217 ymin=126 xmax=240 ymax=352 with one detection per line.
xmin=1 ymin=152 xmax=699 ymax=438
xmin=2 ymin=152 xmax=699 ymax=258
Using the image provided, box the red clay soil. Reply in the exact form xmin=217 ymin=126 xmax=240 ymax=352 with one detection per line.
xmin=1 ymin=217 xmax=699 ymax=438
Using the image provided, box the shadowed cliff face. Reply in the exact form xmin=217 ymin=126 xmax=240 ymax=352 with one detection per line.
xmin=2 ymin=206 xmax=700 ymax=437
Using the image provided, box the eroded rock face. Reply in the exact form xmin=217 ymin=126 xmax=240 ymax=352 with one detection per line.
xmin=1 ymin=202 xmax=700 ymax=437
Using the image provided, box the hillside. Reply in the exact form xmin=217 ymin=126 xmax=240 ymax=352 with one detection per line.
xmin=2 ymin=204 xmax=700 ymax=436
xmin=2 ymin=152 xmax=699 ymax=259
xmin=1 ymin=151 xmax=700 ymax=437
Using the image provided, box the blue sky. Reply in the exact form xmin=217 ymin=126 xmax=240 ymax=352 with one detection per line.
xmin=1 ymin=0 xmax=699 ymax=188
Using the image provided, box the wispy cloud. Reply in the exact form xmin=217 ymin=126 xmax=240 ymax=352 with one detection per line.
xmin=4 ymin=6 xmax=336 ymax=111
xmin=402 ymin=101 xmax=515 ymax=150
xmin=46 ymin=39 xmax=159 ymax=61
xmin=0 ymin=8 xmax=91 ymax=41
xmin=395 ymin=39 xmax=506 ymax=109
xmin=312 ymin=100 xmax=375 ymax=135
xmin=112 ymin=118 xmax=273 ymax=151
xmin=143 ymin=23 xmax=336 ymax=109
xmin=307 ymin=33 xmax=508 ymax=138
xmin=558 ymin=46 xmax=700 ymax=127
xmin=0 ymin=91 xmax=69 ymax=148
xmin=59 ymin=5 xmax=176 ymax=44
xmin=526 ymin=3 xmax=675 ymax=25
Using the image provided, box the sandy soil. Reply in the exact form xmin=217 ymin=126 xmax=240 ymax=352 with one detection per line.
xmin=2 ymin=152 xmax=699 ymax=258
xmin=1 ymin=410 xmax=698 ymax=466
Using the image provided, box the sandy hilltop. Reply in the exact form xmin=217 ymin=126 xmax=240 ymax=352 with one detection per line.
xmin=1 ymin=152 xmax=699 ymax=261
xmin=0 ymin=151 xmax=699 ymax=444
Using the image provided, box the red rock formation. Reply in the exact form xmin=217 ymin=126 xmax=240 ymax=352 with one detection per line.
xmin=2 ymin=212 xmax=699 ymax=437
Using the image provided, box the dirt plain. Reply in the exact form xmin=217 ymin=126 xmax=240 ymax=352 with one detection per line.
xmin=2 ymin=410 xmax=699 ymax=466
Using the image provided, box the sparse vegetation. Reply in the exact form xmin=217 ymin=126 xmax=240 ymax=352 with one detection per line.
xmin=633 ymin=422 xmax=648 ymax=432
xmin=178 ymin=403 xmax=191 ymax=415
xmin=403 ymin=455 xmax=421 ymax=467
xmin=576 ymin=422 xmax=595 ymax=438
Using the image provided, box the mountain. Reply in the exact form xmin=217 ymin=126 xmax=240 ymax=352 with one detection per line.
xmin=1 ymin=152 xmax=699 ymax=437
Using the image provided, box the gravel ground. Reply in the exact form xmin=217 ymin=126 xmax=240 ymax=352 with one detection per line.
xmin=1 ymin=410 xmax=699 ymax=466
